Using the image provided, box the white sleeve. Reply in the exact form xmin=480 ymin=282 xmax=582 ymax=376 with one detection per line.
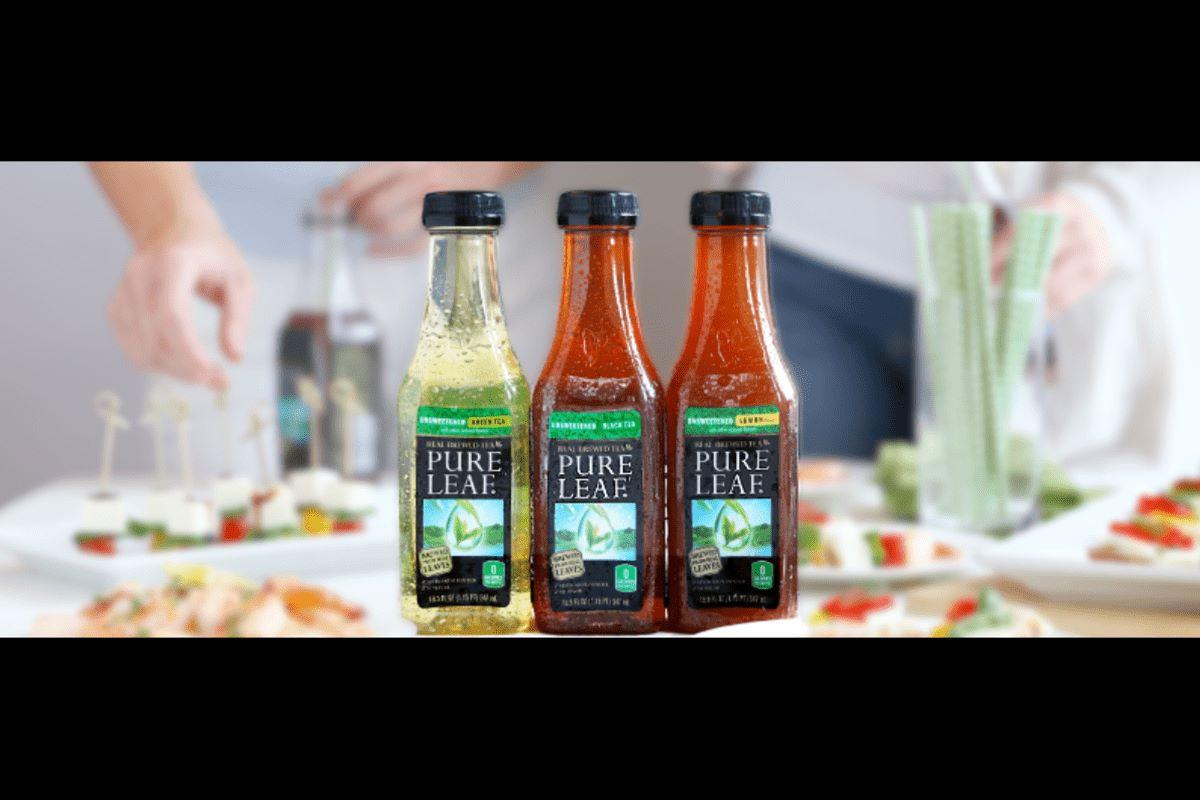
xmin=1047 ymin=162 xmax=1200 ymax=473
xmin=1054 ymin=162 xmax=1150 ymax=278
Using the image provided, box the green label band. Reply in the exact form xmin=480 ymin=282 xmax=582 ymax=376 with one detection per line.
xmin=548 ymin=410 xmax=642 ymax=440
xmin=416 ymin=406 xmax=513 ymax=437
xmin=684 ymin=405 xmax=780 ymax=436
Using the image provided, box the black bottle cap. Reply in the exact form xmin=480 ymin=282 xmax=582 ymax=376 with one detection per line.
xmin=690 ymin=191 xmax=771 ymax=227
xmin=422 ymin=191 xmax=505 ymax=229
xmin=557 ymin=190 xmax=639 ymax=227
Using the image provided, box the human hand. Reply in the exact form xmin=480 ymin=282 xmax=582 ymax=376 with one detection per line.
xmin=991 ymin=192 xmax=1114 ymax=316
xmin=107 ymin=216 xmax=254 ymax=391
xmin=704 ymin=161 xmax=751 ymax=179
xmin=321 ymin=161 xmax=537 ymax=258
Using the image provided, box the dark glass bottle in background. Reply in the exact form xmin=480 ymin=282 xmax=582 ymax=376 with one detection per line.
xmin=277 ymin=203 xmax=384 ymax=479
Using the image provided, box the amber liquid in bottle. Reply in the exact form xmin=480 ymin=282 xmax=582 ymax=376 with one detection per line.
xmin=532 ymin=222 xmax=665 ymax=634
xmin=667 ymin=222 xmax=799 ymax=633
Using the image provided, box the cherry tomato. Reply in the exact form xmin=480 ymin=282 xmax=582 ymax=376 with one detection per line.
xmin=1111 ymin=521 xmax=1194 ymax=550
xmin=1137 ymin=495 xmax=1194 ymax=518
xmin=1173 ymin=479 xmax=1200 ymax=493
xmin=798 ymin=501 xmax=828 ymax=525
xmin=220 ymin=516 xmax=249 ymax=543
xmin=1162 ymin=527 xmax=1195 ymax=550
xmin=77 ymin=536 xmax=116 ymax=556
xmin=1111 ymin=521 xmax=1155 ymax=543
xmin=880 ymin=533 xmax=906 ymax=567
xmin=821 ymin=590 xmax=894 ymax=622
xmin=945 ymin=597 xmax=978 ymax=622
xmin=332 ymin=519 xmax=363 ymax=534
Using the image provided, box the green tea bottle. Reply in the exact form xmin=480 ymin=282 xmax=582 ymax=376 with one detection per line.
xmin=398 ymin=191 xmax=532 ymax=635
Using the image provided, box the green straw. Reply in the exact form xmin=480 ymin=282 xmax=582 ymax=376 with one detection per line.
xmin=915 ymin=202 xmax=1062 ymax=530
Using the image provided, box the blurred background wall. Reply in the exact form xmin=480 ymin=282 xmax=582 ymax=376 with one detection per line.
xmin=0 ymin=162 xmax=139 ymax=503
xmin=0 ymin=161 xmax=715 ymax=503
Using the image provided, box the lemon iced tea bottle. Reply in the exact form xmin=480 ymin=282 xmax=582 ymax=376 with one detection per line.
xmin=398 ymin=192 xmax=532 ymax=635
xmin=666 ymin=192 xmax=799 ymax=633
xmin=532 ymin=191 xmax=665 ymax=634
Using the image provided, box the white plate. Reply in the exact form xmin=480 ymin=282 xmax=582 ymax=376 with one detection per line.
xmin=0 ymin=479 xmax=398 ymax=590
xmin=798 ymin=522 xmax=969 ymax=587
xmin=797 ymin=459 xmax=879 ymax=514
xmin=979 ymin=485 xmax=1200 ymax=611
xmin=697 ymin=601 xmax=940 ymax=638
xmin=695 ymin=617 xmax=813 ymax=637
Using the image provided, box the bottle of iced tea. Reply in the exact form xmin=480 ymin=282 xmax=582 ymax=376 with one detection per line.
xmin=666 ymin=192 xmax=799 ymax=633
xmin=398 ymin=191 xmax=532 ymax=635
xmin=532 ymin=191 xmax=665 ymax=634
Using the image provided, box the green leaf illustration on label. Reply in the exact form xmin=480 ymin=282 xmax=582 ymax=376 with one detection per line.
xmin=579 ymin=504 xmax=615 ymax=555
xmin=714 ymin=498 xmax=752 ymax=552
xmin=446 ymin=499 xmax=485 ymax=551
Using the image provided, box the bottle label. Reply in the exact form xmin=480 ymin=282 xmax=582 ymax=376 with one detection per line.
xmin=415 ymin=406 xmax=513 ymax=608
xmin=683 ymin=405 xmax=780 ymax=609
xmin=277 ymin=328 xmax=317 ymax=471
xmin=331 ymin=341 xmax=383 ymax=475
xmin=278 ymin=394 xmax=310 ymax=444
xmin=546 ymin=410 xmax=644 ymax=612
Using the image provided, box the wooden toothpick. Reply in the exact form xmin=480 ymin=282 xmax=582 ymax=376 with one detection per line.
xmin=170 ymin=396 xmax=194 ymax=496
xmin=296 ymin=376 xmax=325 ymax=469
xmin=94 ymin=391 xmax=130 ymax=495
xmin=329 ymin=378 xmax=363 ymax=479
xmin=215 ymin=389 xmax=232 ymax=477
xmin=243 ymin=406 xmax=271 ymax=489
xmin=140 ymin=384 xmax=170 ymax=489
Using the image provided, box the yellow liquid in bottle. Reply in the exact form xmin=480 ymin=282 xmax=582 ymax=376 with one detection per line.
xmin=398 ymin=231 xmax=532 ymax=635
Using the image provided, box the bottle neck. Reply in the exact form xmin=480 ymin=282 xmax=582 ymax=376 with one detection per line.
xmin=684 ymin=227 xmax=777 ymax=362
xmin=543 ymin=227 xmax=656 ymax=388
xmin=421 ymin=229 xmax=506 ymax=334
xmin=299 ymin=219 xmax=360 ymax=312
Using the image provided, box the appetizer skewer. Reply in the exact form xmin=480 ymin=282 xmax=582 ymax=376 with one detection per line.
xmin=159 ymin=496 xmax=215 ymax=550
xmin=328 ymin=480 xmax=374 ymax=534
xmin=254 ymin=484 xmax=302 ymax=540
xmin=75 ymin=392 xmax=130 ymax=557
xmin=805 ymin=519 xmax=958 ymax=569
xmin=130 ymin=387 xmax=180 ymax=539
xmin=292 ymin=376 xmax=335 ymax=534
xmin=931 ymin=588 xmax=1053 ymax=638
xmin=214 ymin=476 xmax=254 ymax=543
xmin=1090 ymin=490 xmax=1200 ymax=566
